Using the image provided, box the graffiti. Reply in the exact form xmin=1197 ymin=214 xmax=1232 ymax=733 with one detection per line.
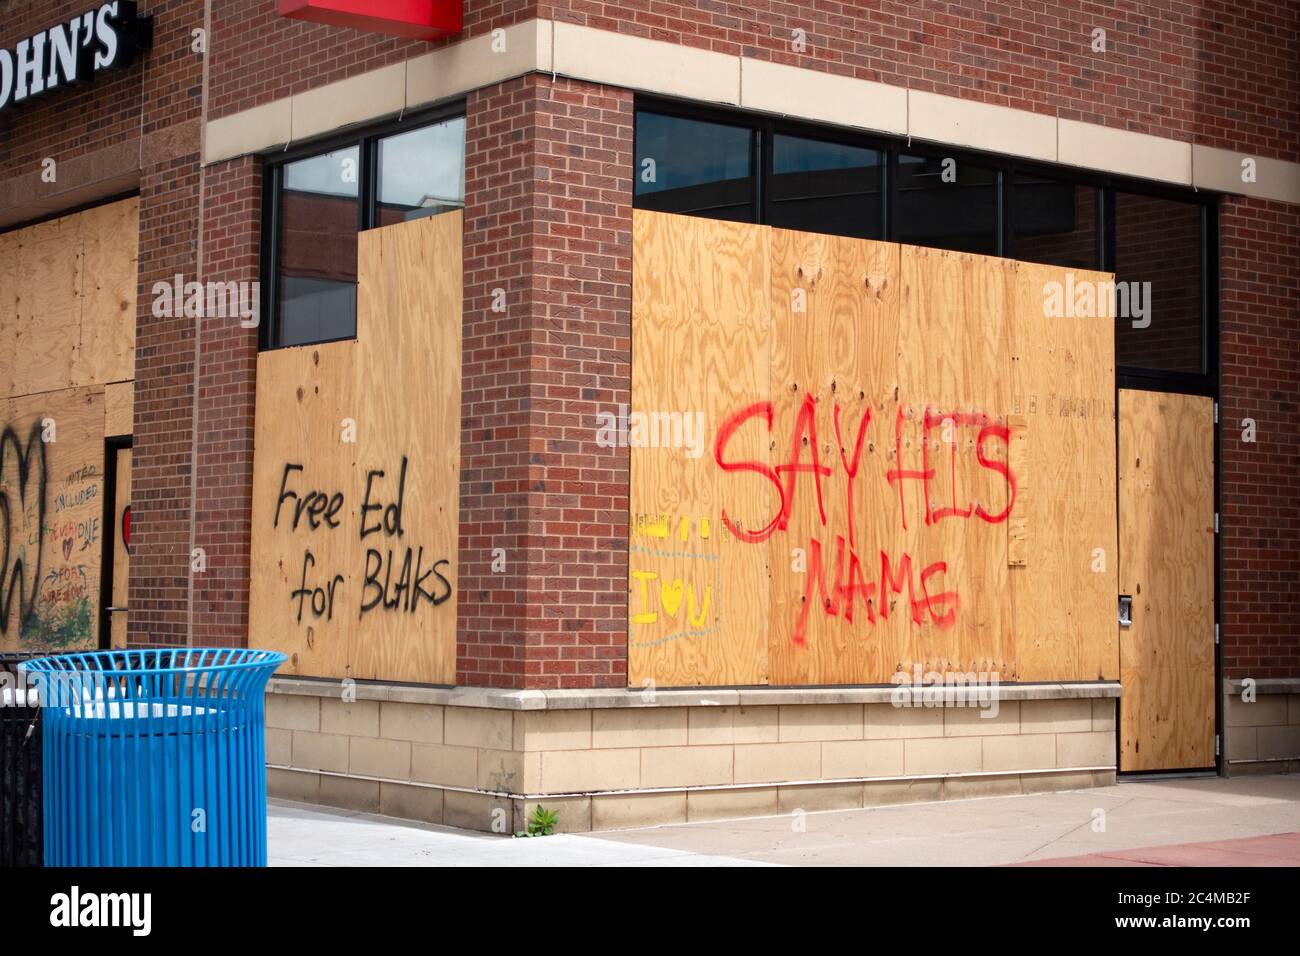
xmin=709 ymin=394 xmax=1018 ymax=646
xmin=272 ymin=458 xmax=453 ymax=626
xmin=0 ymin=422 xmax=47 ymax=637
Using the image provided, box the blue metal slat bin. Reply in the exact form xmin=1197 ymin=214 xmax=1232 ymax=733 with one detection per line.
xmin=20 ymin=648 xmax=285 ymax=867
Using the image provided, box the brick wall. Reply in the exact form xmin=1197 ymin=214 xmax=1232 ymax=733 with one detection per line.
xmin=1220 ymin=195 xmax=1300 ymax=679
xmin=539 ymin=0 xmax=1298 ymax=160
xmin=457 ymin=76 xmax=540 ymax=687
xmin=456 ymin=75 xmax=632 ymax=689
xmin=524 ymin=77 xmax=633 ymax=688
xmin=207 ymin=0 xmax=533 ymax=120
xmin=128 ymin=0 xmax=208 ymax=648
xmin=205 ymin=2 xmax=1298 ymax=164
xmin=194 ymin=157 xmax=262 ymax=647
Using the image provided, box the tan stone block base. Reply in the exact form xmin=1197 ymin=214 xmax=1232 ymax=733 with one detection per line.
xmin=269 ymin=767 xmax=1114 ymax=833
xmin=265 ymin=687 xmax=1121 ymax=834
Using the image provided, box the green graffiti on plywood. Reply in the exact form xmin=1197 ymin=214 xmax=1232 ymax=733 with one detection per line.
xmin=21 ymin=595 xmax=93 ymax=649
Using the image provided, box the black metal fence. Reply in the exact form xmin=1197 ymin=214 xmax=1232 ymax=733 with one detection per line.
xmin=0 ymin=653 xmax=42 ymax=867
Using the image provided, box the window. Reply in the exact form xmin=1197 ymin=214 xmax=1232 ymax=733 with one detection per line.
xmin=634 ymin=111 xmax=755 ymax=221
xmin=769 ymin=134 xmax=882 ymax=239
xmin=1011 ymin=174 xmax=1099 ymax=270
xmin=1114 ymin=192 xmax=1203 ymax=374
xmin=895 ymin=154 xmax=999 ymax=255
xmin=264 ymin=111 xmax=465 ymax=350
xmin=628 ymin=101 xmax=1217 ymax=392
xmin=377 ymin=117 xmax=466 ymax=227
xmin=276 ymin=147 xmax=360 ymax=348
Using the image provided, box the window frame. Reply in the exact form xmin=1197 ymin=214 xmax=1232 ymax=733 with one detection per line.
xmin=260 ymin=102 xmax=466 ymax=352
xmin=634 ymin=95 xmax=1219 ymax=397
xmin=632 ymin=99 xmax=763 ymax=223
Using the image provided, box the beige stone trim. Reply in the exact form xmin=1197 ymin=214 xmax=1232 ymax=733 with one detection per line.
xmin=268 ymin=677 xmax=1121 ymax=709
xmin=203 ymin=19 xmax=549 ymax=165
xmin=1058 ymin=118 xmax=1193 ymax=185
xmin=407 ymin=18 xmax=553 ymax=110
xmin=1193 ymin=145 xmax=1300 ymax=204
xmin=739 ymin=58 xmax=907 ymax=136
xmin=552 ymin=21 xmax=739 ymax=104
xmin=203 ymin=18 xmax=1300 ymax=206
xmin=907 ymin=89 xmax=1056 ymax=162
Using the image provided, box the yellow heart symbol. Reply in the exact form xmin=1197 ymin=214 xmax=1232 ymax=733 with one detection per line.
xmin=660 ymin=579 xmax=685 ymax=617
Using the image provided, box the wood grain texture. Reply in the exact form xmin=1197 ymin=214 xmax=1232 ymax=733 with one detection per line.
xmin=1119 ymin=389 xmax=1215 ymax=771
xmin=1008 ymin=262 xmax=1118 ymax=682
xmin=104 ymin=381 xmax=134 ymax=438
xmin=629 ymin=211 xmax=770 ymax=687
xmin=75 ymin=197 xmax=139 ymax=389
xmin=0 ymin=197 xmax=137 ymax=399
xmin=766 ymin=228 xmax=900 ymax=684
xmin=629 ymin=212 xmax=1119 ymax=688
xmin=248 ymin=212 xmax=462 ymax=685
xmin=0 ymin=387 xmax=105 ymax=651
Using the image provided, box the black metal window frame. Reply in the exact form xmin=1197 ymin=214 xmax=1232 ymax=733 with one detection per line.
xmin=260 ymin=102 xmax=467 ymax=352
xmin=634 ymin=96 xmax=1219 ymax=398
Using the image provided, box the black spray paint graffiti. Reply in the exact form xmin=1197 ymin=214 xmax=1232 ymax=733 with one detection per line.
xmin=273 ymin=458 xmax=452 ymax=626
xmin=0 ymin=422 xmax=48 ymax=636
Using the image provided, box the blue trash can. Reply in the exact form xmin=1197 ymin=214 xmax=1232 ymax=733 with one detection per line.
xmin=20 ymin=648 xmax=285 ymax=867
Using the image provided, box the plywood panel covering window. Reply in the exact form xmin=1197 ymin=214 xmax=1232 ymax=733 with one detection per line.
xmin=248 ymin=211 xmax=462 ymax=685
xmin=0 ymin=197 xmax=138 ymax=652
xmin=629 ymin=210 xmax=1118 ymax=687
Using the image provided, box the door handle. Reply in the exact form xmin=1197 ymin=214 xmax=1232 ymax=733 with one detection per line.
xmin=104 ymin=606 xmax=129 ymax=613
xmin=1118 ymin=595 xmax=1133 ymax=628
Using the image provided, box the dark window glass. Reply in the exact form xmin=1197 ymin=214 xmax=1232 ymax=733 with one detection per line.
xmin=277 ymin=146 xmax=360 ymax=347
xmin=1012 ymin=175 xmax=1098 ymax=269
xmin=634 ymin=112 xmax=755 ymax=221
xmin=1114 ymin=192 xmax=1202 ymax=373
xmin=267 ymin=113 xmax=466 ymax=349
xmin=376 ymin=116 xmax=466 ymax=227
xmin=895 ymin=154 xmax=998 ymax=255
xmin=769 ymin=135 xmax=882 ymax=239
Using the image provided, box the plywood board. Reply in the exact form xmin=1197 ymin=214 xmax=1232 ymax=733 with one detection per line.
xmin=13 ymin=217 xmax=81 ymax=397
xmin=765 ymin=229 xmax=901 ymax=685
xmin=1008 ymin=262 xmax=1118 ymax=681
xmin=0 ymin=197 xmax=137 ymax=400
xmin=351 ymin=209 xmax=460 ymax=685
xmin=629 ymin=212 xmax=770 ymax=687
xmin=1118 ymin=389 xmax=1215 ymax=771
xmin=249 ymin=340 xmax=360 ymax=678
xmin=629 ymin=211 xmax=1120 ymax=687
xmin=248 ymin=211 xmax=462 ymax=684
xmin=105 ymin=381 xmax=134 ymax=437
xmin=76 ymin=197 xmax=139 ymax=388
xmin=0 ymin=387 xmax=105 ymax=651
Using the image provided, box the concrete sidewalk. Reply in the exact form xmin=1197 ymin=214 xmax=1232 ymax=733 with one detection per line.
xmin=268 ymin=773 xmax=1300 ymax=867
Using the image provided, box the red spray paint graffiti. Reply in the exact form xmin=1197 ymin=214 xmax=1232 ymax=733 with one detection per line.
xmin=714 ymin=397 xmax=1018 ymax=646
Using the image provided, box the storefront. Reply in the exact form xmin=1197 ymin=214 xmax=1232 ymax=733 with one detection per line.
xmin=2 ymin=2 xmax=1297 ymax=833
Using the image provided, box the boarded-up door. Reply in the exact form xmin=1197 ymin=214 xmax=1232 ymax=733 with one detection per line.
xmin=1118 ymin=389 xmax=1215 ymax=771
